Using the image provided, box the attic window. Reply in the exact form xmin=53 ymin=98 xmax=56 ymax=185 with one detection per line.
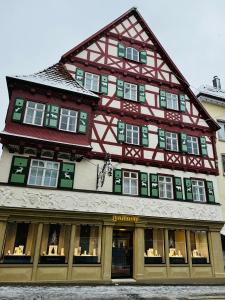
xmin=126 ymin=47 xmax=139 ymax=62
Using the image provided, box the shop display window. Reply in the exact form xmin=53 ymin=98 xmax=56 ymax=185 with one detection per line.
xmin=168 ymin=229 xmax=187 ymax=264
xmin=190 ymin=231 xmax=210 ymax=264
xmin=73 ymin=224 xmax=101 ymax=264
xmin=144 ymin=228 xmax=165 ymax=264
xmin=39 ymin=224 xmax=71 ymax=264
xmin=1 ymin=222 xmax=37 ymax=264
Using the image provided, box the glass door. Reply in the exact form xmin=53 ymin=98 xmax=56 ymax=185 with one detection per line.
xmin=111 ymin=229 xmax=133 ymax=278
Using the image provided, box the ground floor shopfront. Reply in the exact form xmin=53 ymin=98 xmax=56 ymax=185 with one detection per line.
xmin=0 ymin=209 xmax=224 ymax=284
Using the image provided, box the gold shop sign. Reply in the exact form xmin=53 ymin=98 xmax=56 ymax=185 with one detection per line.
xmin=112 ymin=215 xmax=139 ymax=223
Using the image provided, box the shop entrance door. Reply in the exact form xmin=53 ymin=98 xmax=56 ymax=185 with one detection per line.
xmin=111 ymin=229 xmax=133 ymax=278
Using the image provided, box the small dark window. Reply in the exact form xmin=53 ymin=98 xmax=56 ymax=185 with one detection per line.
xmin=222 ymin=155 xmax=225 ymax=174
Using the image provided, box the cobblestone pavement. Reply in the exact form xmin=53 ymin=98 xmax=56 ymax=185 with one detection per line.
xmin=1 ymin=285 xmax=225 ymax=300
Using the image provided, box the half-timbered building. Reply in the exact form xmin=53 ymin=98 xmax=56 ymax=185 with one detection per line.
xmin=0 ymin=7 xmax=224 ymax=283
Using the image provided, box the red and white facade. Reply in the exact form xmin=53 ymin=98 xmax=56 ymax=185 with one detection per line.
xmin=0 ymin=7 xmax=224 ymax=283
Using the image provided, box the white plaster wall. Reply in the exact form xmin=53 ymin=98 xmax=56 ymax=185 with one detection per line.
xmin=0 ymin=179 xmax=222 ymax=223
xmin=0 ymin=148 xmax=13 ymax=183
xmin=0 ymin=149 xmax=221 ymax=207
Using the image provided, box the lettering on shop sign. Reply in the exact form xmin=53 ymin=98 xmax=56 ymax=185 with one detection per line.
xmin=112 ymin=215 xmax=139 ymax=222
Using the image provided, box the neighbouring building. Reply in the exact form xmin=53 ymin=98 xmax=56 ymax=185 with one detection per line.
xmin=0 ymin=7 xmax=224 ymax=283
xmin=197 ymin=77 xmax=225 ymax=260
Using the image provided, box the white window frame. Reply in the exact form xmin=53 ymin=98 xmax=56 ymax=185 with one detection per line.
xmin=125 ymin=124 xmax=139 ymax=145
xmin=217 ymin=121 xmax=225 ymax=141
xmin=158 ymin=176 xmax=174 ymax=199
xmin=126 ymin=47 xmax=139 ymax=62
xmin=192 ymin=180 xmax=206 ymax=202
xmin=84 ymin=72 xmax=99 ymax=92
xmin=59 ymin=108 xmax=78 ymax=133
xmin=27 ymin=159 xmax=60 ymax=188
xmin=187 ymin=136 xmax=199 ymax=155
xmin=124 ymin=82 xmax=138 ymax=101
xmin=166 ymin=93 xmax=179 ymax=111
xmin=166 ymin=132 xmax=179 ymax=151
xmin=23 ymin=101 xmax=45 ymax=126
xmin=123 ymin=171 xmax=139 ymax=195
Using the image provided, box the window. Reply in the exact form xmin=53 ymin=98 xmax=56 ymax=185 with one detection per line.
xmin=190 ymin=231 xmax=210 ymax=264
xmin=28 ymin=159 xmax=60 ymax=188
xmin=24 ymin=101 xmax=45 ymax=126
xmin=73 ymin=225 xmax=101 ymax=264
xmin=125 ymin=124 xmax=139 ymax=145
xmin=222 ymin=155 xmax=225 ymax=174
xmin=126 ymin=47 xmax=139 ymax=62
xmin=166 ymin=132 xmax=178 ymax=151
xmin=2 ymin=222 xmax=37 ymax=264
xmin=144 ymin=228 xmax=165 ymax=264
xmin=192 ymin=180 xmax=206 ymax=202
xmin=166 ymin=93 xmax=179 ymax=110
xmin=124 ymin=82 xmax=137 ymax=101
xmin=218 ymin=121 xmax=225 ymax=140
xmin=158 ymin=176 xmax=173 ymax=199
xmin=168 ymin=229 xmax=187 ymax=264
xmin=39 ymin=224 xmax=71 ymax=264
xmin=59 ymin=108 xmax=78 ymax=132
xmin=187 ymin=136 xmax=199 ymax=155
xmin=84 ymin=73 xmax=99 ymax=92
xmin=123 ymin=171 xmax=138 ymax=195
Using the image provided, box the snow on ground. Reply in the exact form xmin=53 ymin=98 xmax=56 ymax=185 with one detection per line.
xmin=1 ymin=285 xmax=225 ymax=300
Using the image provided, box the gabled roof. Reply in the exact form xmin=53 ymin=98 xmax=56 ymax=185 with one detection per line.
xmin=7 ymin=63 xmax=98 ymax=98
xmin=61 ymin=7 xmax=219 ymax=130
xmin=61 ymin=7 xmax=189 ymax=87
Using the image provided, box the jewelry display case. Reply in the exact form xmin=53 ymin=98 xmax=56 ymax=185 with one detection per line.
xmin=39 ymin=224 xmax=70 ymax=264
xmin=73 ymin=225 xmax=101 ymax=264
xmin=2 ymin=223 xmax=36 ymax=264
xmin=144 ymin=228 xmax=165 ymax=264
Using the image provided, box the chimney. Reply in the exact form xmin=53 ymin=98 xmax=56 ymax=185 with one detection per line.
xmin=212 ymin=76 xmax=221 ymax=90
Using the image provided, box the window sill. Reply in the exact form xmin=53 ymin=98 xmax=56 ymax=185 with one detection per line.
xmin=165 ymin=108 xmax=180 ymax=112
xmin=218 ymin=138 xmax=225 ymax=142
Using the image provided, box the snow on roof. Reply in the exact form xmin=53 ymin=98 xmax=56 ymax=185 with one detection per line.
xmin=197 ymin=84 xmax=225 ymax=101
xmin=8 ymin=63 xmax=98 ymax=98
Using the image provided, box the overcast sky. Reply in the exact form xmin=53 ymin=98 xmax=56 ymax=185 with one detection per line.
xmin=1 ymin=0 xmax=225 ymax=134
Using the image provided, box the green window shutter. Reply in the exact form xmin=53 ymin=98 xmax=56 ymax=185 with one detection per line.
xmin=180 ymin=94 xmax=186 ymax=112
xmin=180 ymin=133 xmax=188 ymax=153
xmin=75 ymin=68 xmax=84 ymax=86
xmin=140 ymin=172 xmax=148 ymax=197
xmin=141 ymin=126 xmax=149 ymax=147
xmin=184 ymin=178 xmax=193 ymax=201
xmin=117 ymin=43 xmax=125 ymax=58
xmin=78 ymin=111 xmax=88 ymax=134
xmin=100 ymin=75 xmax=108 ymax=95
xmin=113 ymin=169 xmax=122 ymax=194
xmin=174 ymin=177 xmax=183 ymax=200
xmin=44 ymin=104 xmax=59 ymax=128
xmin=138 ymin=85 xmax=146 ymax=103
xmin=139 ymin=51 xmax=147 ymax=64
xmin=159 ymin=90 xmax=167 ymax=108
xmin=117 ymin=121 xmax=125 ymax=143
xmin=150 ymin=174 xmax=159 ymax=198
xmin=116 ymin=79 xmax=124 ymax=98
xmin=158 ymin=129 xmax=166 ymax=149
xmin=12 ymin=98 xmax=25 ymax=123
xmin=59 ymin=163 xmax=75 ymax=189
xmin=9 ymin=156 xmax=29 ymax=185
xmin=206 ymin=181 xmax=215 ymax=203
xmin=200 ymin=136 xmax=208 ymax=156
